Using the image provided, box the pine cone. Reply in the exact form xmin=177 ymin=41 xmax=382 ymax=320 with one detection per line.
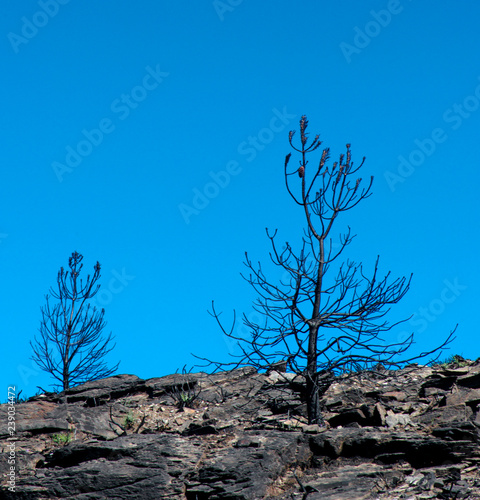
xmin=298 ymin=166 xmax=305 ymax=178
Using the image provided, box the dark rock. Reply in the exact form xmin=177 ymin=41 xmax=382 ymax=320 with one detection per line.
xmin=421 ymin=374 xmax=458 ymax=392
xmin=373 ymin=402 xmax=387 ymax=426
xmin=380 ymin=390 xmax=407 ymax=402
xmin=327 ymin=408 xmax=369 ymax=428
xmin=144 ymin=372 xmax=200 ymax=399
xmin=266 ymin=360 xmax=288 ymax=373
xmin=413 ymin=403 xmax=473 ymax=426
xmin=457 ymin=365 xmax=480 ymax=388
xmin=182 ymin=419 xmax=219 ymax=436
xmin=0 ymin=401 xmax=70 ymax=437
xmin=0 ymin=400 xmax=138 ymax=441
xmin=431 ymin=421 xmax=480 ymax=443
xmin=309 ymin=426 xmax=478 ymax=468
xmin=54 ymin=374 xmax=146 ymax=405
xmin=446 ymin=387 xmax=480 ymax=406
xmin=3 ymin=363 xmax=480 ymax=498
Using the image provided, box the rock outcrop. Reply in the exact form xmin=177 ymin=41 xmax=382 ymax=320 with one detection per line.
xmin=1 ymin=359 xmax=480 ymax=499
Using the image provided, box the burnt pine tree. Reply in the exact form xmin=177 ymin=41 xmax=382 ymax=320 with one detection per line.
xmin=31 ymin=252 xmax=119 ymax=391
xmin=205 ymin=116 xmax=455 ymax=425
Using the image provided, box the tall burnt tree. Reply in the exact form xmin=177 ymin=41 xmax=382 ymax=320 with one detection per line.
xmin=31 ymin=251 xmax=119 ymax=391
xmin=205 ymin=116 xmax=455 ymax=425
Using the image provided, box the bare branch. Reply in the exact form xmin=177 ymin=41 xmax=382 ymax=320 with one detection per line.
xmin=198 ymin=116 xmax=455 ymax=425
xmin=31 ymin=252 xmax=120 ymax=391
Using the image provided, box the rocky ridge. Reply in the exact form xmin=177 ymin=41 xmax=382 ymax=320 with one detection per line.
xmin=1 ymin=357 xmax=480 ymax=499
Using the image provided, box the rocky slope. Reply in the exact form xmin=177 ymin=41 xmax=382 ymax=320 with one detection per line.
xmin=1 ymin=357 xmax=480 ymax=499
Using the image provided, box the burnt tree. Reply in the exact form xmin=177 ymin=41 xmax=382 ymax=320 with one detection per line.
xmin=203 ymin=116 xmax=455 ymax=425
xmin=31 ymin=251 xmax=119 ymax=391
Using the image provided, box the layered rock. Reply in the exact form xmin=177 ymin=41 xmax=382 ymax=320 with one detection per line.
xmin=1 ymin=360 xmax=480 ymax=499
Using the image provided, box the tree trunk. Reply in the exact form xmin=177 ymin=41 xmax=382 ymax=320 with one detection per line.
xmin=306 ymin=323 xmax=321 ymax=424
xmin=63 ymin=370 xmax=69 ymax=391
xmin=306 ymin=370 xmax=321 ymax=424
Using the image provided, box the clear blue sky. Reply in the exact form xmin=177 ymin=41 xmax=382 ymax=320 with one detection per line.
xmin=1 ymin=1 xmax=479 ymax=397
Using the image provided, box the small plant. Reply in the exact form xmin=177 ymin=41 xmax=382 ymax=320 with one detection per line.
xmin=123 ymin=411 xmax=136 ymax=429
xmin=170 ymin=383 xmax=200 ymax=410
xmin=2 ymin=390 xmax=28 ymax=405
xmin=14 ymin=390 xmax=28 ymax=403
xmin=52 ymin=432 xmax=72 ymax=446
xmin=168 ymin=368 xmax=201 ymax=410
xmin=180 ymin=391 xmax=195 ymax=408
xmin=122 ymin=398 xmax=137 ymax=408
xmin=430 ymin=354 xmax=469 ymax=369
xmin=446 ymin=354 xmax=469 ymax=368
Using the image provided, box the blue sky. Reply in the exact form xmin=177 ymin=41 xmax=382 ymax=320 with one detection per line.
xmin=1 ymin=1 xmax=479 ymax=397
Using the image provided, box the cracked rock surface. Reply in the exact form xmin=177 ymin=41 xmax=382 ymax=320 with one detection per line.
xmin=1 ymin=360 xmax=480 ymax=499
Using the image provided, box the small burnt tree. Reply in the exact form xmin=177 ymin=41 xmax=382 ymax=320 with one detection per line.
xmin=205 ymin=116 xmax=455 ymax=424
xmin=31 ymin=251 xmax=119 ymax=391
